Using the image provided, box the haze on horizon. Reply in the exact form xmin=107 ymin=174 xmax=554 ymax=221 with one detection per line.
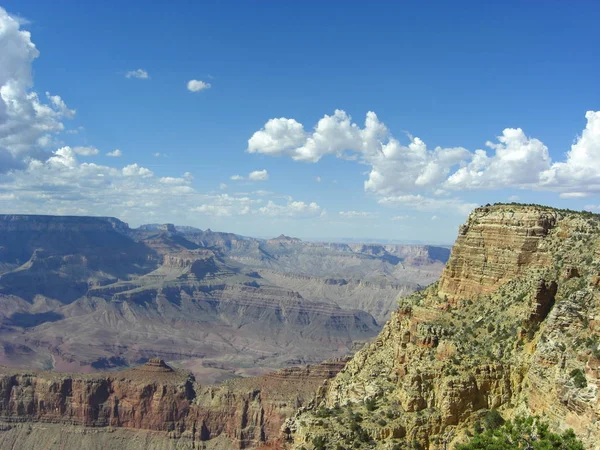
xmin=0 ymin=1 xmax=599 ymax=243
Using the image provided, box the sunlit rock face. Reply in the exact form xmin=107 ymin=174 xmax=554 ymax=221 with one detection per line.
xmin=286 ymin=204 xmax=600 ymax=449
xmin=438 ymin=205 xmax=557 ymax=301
xmin=0 ymin=358 xmax=347 ymax=449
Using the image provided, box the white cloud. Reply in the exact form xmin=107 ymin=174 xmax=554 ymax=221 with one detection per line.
xmin=107 ymin=149 xmax=122 ymax=157
xmin=315 ymin=176 xmax=322 ymax=183
xmin=431 ymin=215 xmax=439 ymax=221
xmin=153 ymin=152 xmax=164 ymax=157
xmin=247 ymin=118 xmax=307 ymax=158
xmin=392 ymin=215 xmax=410 ymax=221
xmin=122 ymin=163 xmax=153 ymax=178
xmin=219 ymin=183 xmax=228 ymax=190
xmin=0 ymin=7 xmax=75 ymax=172
xmin=445 ymin=128 xmax=551 ymax=190
xmin=339 ymin=211 xmax=377 ymax=218
xmin=246 ymin=109 xmax=600 ymax=203
xmin=187 ymin=79 xmax=211 ymax=92
xmin=247 ymin=110 xmax=471 ymax=193
xmin=258 ymin=200 xmax=323 ymax=218
xmin=584 ymin=205 xmax=600 ymax=211
xmin=559 ymin=192 xmax=590 ymax=199
xmin=0 ymin=146 xmax=324 ymax=227
xmin=159 ymin=175 xmax=192 ymax=185
xmin=248 ymin=169 xmax=269 ymax=181
xmin=45 ymin=92 xmax=75 ymax=118
xmin=191 ymin=194 xmax=257 ymax=217
xmin=508 ymin=195 xmax=520 ymax=201
xmin=125 ymin=69 xmax=149 ymax=79
xmin=230 ymin=169 xmax=269 ymax=181
xmin=379 ymin=194 xmax=478 ymax=216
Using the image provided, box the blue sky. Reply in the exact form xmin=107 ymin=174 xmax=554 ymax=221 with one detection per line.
xmin=0 ymin=1 xmax=599 ymax=243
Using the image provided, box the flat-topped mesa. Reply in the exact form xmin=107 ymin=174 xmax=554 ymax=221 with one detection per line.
xmin=135 ymin=358 xmax=174 ymax=372
xmin=158 ymin=223 xmax=177 ymax=233
xmin=0 ymin=214 xmax=130 ymax=234
xmin=438 ymin=204 xmax=559 ymax=301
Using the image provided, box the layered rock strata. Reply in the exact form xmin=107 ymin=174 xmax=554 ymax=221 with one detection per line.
xmin=438 ymin=206 xmax=557 ymax=301
xmin=0 ymin=358 xmax=348 ymax=449
xmin=286 ymin=204 xmax=600 ymax=449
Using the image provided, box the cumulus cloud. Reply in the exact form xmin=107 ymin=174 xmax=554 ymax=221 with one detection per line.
xmin=445 ymin=128 xmax=551 ymax=190
xmin=191 ymin=194 xmax=260 ymax=217
xmin=125 ymin=69 xmax=149 ymax=79
xmin=258 ymin=200 xmax=323 ymax=218
xmin=159 ymin=176 xmax=192 ymax=185
xmin=107 ymin=149 xmax=122 ymax=157
xmin=0 ymin=146 xmax=322 ymax=225
xmin=246 ymin=109 xmax=600 ymax=203
xmin=230 ymin=169 xmax=269 ymax=181
xmin=539 ymin=111 xmax=600 ymax=193
xmin=248 ymin=169 xmax=269 ymax=181
xmin=0 ymin=7 xmax=75 ymax=172
xmin=187 ymin=80 xmax=211 ymax=92
xmin=122 ymin=163 xmax=153 ymax=178
xmin=247 ymin=118 xmax=307 ymax=158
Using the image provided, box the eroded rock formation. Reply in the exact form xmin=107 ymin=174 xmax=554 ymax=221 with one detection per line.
xmin=438 ymin=206 xmax=557 ymax=301
xmin=0 ymin=358 xmax=348 ymax=449
xmin=286 ymin=204 xmax=600 ymax=449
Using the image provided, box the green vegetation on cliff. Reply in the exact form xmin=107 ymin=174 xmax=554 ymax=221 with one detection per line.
xmin=457 ymin=416 xmax=584 ymax=450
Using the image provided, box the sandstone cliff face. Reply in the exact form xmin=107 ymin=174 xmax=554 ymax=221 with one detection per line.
xmin=0 ymin=358 xmax=347 ymax=449
xmin=286 ymin=204 xmax=600 ymax=449
xmin=438 ymin=206 xmax=557 ymax=301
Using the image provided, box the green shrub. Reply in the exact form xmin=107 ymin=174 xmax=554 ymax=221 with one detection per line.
xmin=458 ymin=416 xmax=584 ymax=450
xmin=483 ymin=409 xmax=504 ymax=431
xmin=312 ymin=436 xmax=327 ymax=450
xmin=570 ymin=368 xmax=587 ymax=388
xmin=365 ymin=397 xmax=378 ymax=411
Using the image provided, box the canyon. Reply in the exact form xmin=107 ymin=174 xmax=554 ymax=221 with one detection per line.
xmin=0 ymin=214 xmax=447 ymax=382
xmin=3 ymin=203 xmax=599 ymax=449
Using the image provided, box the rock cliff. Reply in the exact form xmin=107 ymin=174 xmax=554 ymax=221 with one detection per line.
xmin=438 ymin=206 xmax=557 ymax=301
xmin=286 ymin=204 xmax=600 ymax=449
xmin=0 ymin=358 xmax=348 ymax=449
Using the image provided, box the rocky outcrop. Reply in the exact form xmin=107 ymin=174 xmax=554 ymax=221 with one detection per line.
xmin=438 ymin=206 xmax=557 ymax=301
xmin=0 ymin=360 xmax=194 ymax=431
xmin=0 ymin=358 xmax=347 ymax=449
xmin=286 ymin=204 xmax=600 ymax=449
xmin=524 ymin=279 xmax=558 ymax=327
